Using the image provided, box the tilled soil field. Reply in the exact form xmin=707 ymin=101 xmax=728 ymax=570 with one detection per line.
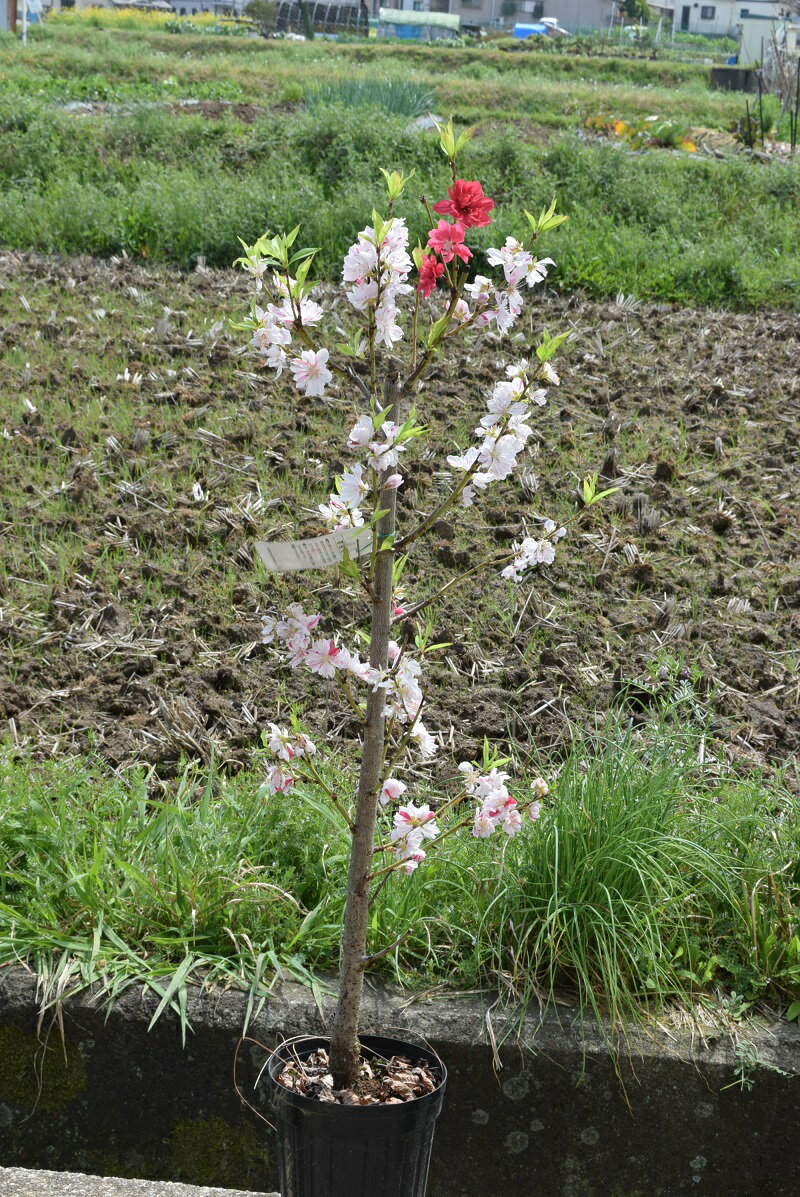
xmin=1 ymin=251 xmax=798 ymax=781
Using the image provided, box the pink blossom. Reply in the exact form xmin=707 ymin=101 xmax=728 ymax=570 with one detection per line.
xmin=446 ymin=446 xmax=479 ymax=473
xmin=463 ymin=275 xmax=494 ymax=305
xmin=433 ymin=179 xmax=494 ymax=229
xmin=267 ymin=765 xmax=294 ymax=795
xmin=394 ymin=803 xmax=438 ymax=837
xmin=500 ymin=807 xmax=522 ymax=836
xmin=294 ymin=732 xmax=317 ymax=757
xmin=402 ymin=850 xmax=426 ymax=874
xmin=342 ymin=236 xmax=378 ymax=285
xmin=319 ymin=497 xmax=365 ymax=530
xmin=411 ymin=720 xmax=437 ymax=759
xmin=523 ymin=257 xmax=555 ymax=289
xmin=417 ymin=254 xmax=445 ymax=298
xmin=267 ymin=723 xmax=295 ymax=762
xmin=501 ymin=524 xmax=566 ymax=581
xmin=336 ymin=648 xmax=373 ymax=683
xmin=277 ymin=604 xmax=321 ymax=640
xmin=347 ymin=279 xmax=379 ymax=311
xmin=285 ymin=631 xmax=311 ymax=669
xmin=375 ymin=302 xmax=404 ymax=348
xmin=348 ymin=414 xmax=375 ymax=447
xmin=426 ymin=220 xmax=472 ymax=265
xmin=472 ymin=808 xmax=496 ymax=839
xmin=305 ymin=638 xmax=341 ymax=679
xmin=478 ymin=433 xmax=520 ymax=481
xmin=338 ymin=465 xmax=369 ymax=507
xmin=380 ymin=778 xmax=408 ymax=807
xmin=291 ymin=348 xmax=332 ymax=398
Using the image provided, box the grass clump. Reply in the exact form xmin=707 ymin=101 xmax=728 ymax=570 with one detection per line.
xmin=303 ymin=77 xmax=437 ymax=118
xmin=0 ymin=751 xmax=347 ymax=1030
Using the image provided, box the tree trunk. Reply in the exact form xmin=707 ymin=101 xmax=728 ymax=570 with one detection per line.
xmin=329 ymin=367 xmax=402 ymax=1091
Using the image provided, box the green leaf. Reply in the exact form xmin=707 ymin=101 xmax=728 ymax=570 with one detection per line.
xmin=787 ymin=1000 xmax=800 ymax=1023
xmin=291 ymin=252 xmax=317 ymax=291
xmin=433 ymin=115 xmax=456 ymax=159
xmin=380 ymin=167 xmax=415 ymax=202
xmin=536 ymin=328 xmax=571 ymax=363
xmin=371 ymin=211 xmax=389 ymax=247
xmin=454 ymin=124 xmax=477 ymax=155
xmin=338 ymin=546 xmax=361 ymax=583
xmin=524 ymin=198 xmax=568 ymax=235
xmin=146 ymin=954 xmax=198 ymax=1034
xmin=285 ymin=900 xmax=326 ymax=951
xmin=427 ymin=312 xmax=451 ymax=348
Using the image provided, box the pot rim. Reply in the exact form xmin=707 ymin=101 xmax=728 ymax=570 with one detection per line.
xmin=262 ymin=1033 xmax=447 ymax=1115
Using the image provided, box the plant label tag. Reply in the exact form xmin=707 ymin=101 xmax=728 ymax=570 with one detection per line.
xmin=254 ymin=528 xmax=372 ymax=572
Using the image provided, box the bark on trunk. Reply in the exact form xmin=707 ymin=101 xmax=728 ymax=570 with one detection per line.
xmin=329 ymin=367 xmax=402 ymax=1091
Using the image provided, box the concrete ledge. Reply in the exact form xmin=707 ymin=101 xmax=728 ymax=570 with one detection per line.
xmin=0 ymin=1170 xmax=276 ymax=1197
xmin=1 ymin=965 xmax=799 ymax=1196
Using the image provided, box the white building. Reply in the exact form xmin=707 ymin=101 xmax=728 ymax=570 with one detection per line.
xmin=673 ymin=0 xmax=787 ymax=36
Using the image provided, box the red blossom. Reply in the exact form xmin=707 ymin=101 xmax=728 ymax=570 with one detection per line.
xmin=433 ymin=179 xmax=495 ymax=229
xmin=426 ymin=220 xmax=472 ymax=265
xmin=417 ymin=254 xmax=445 ymax=298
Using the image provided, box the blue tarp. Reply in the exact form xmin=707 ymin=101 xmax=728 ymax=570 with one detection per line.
xmin=513 ymin=23 xmax=548 ymax=38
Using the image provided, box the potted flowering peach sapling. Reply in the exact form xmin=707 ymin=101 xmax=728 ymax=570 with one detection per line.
xmin=236 ymin=120 xmax=608 ymax=1197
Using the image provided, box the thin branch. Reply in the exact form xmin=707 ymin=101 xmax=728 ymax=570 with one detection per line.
xmin=402 ymin=551 xmax=514 ymax=620
xmin=335 ymin=674 xmax=368 ymax=726
xmin=361 ymin=927 xmax=412 ymax=966
xmin=293 ymin=759 xmax=355 ymax=832
xmin=395 ymin=466 xmax=476 ymax=552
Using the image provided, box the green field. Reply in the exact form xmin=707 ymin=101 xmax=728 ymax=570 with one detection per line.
xmin=1 ymin=21 xmax=798 ymax=308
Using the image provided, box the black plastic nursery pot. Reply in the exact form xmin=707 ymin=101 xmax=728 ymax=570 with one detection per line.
xmin=266 ymin=1034 xmax=447 ymax=1197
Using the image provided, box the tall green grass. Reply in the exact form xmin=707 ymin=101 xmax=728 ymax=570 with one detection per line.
xmin=2 ymin=718 xmax=797 ymax=1033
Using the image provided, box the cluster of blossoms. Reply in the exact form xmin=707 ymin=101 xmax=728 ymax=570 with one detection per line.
xmin=389 ymin=802 xmax=439 ymax=874
xmin=446 ymin=359 xmax=548 ymax=509
xmin=459 ymin=764 xmax=549 ymax=840
xmin=383 ymin=640 xmax=437 ymax=760
xmin=415 ymin=178 xmax=555 ymax=344
xmin=342 ymin=219 xmax=413 ymax=350
xmin=261 ymin=603 xmax=373 ymax=683
xmin=501 ymin=519 xmax=567 ymax=582
xmin=249 ymin=273 xmax=332 ymax=396
xmin=261 ymin=605 xmax=438 ymax=775
xmin=263 ymin=723 xmax=317 ymax=795
xmin=417 ymin=179 xmax=492 ymax=299
xmin=318 ymin=413 xmax=407 ymax=531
